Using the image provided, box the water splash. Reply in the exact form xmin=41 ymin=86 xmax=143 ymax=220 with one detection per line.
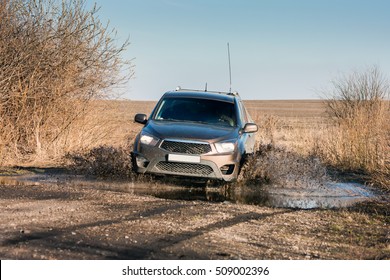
xmin=0 ymin=174 xmax=378 ymax=209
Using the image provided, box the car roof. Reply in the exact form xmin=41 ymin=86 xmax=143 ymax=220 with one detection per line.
xmin=162 ymin=90 xmax=239 ymax=104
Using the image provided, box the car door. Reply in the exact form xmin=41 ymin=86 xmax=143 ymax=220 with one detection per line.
xmin=239 ymin=101 xmax=257 ymax=154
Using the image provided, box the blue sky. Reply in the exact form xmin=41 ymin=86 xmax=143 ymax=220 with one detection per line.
xmin=88 ymin=0 xmax=390 ymax=100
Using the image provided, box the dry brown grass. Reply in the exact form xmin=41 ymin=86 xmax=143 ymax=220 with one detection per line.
xmin=245 ymin=100 xmax=329 ymax=153
xmin=246 ymin=96 xmax=389 ymax=190
xmin=0 ymin=100 xmax=154 ymax=166
xmin=318 ymin=67 xmax=390 ymax=190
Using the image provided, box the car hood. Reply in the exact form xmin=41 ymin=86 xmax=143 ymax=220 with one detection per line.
xmin=143 ymin=120 xmax=239 ymax=143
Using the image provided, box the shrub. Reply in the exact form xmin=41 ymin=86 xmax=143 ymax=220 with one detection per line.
xmin=320 ymin=67 xmax=390 ymax=189
xmin=0 ymin=0 xmax=133 ymax=162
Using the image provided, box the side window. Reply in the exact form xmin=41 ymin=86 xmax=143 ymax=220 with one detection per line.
xmin=238 ymin=101 xmax=249 ymax=124
xmin=243 ymin=105 xmax=253 ymax=123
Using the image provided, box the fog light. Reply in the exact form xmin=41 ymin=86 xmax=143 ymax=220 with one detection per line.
xmin=136 ymin=156 xmax=149 ymax=168
xmin=220 ymin=164 xmax=234 ymax=175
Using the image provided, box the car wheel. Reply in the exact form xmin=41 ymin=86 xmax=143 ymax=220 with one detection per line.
xmin=237 ymin=153 xmax=254 ymax=183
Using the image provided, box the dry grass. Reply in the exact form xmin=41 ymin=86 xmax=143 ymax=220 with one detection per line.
xmin=246 ymin=100 xmax=329 ymax=154
xmin=0 ymin=100 xmax=154 ymax=166
xmin=62 ymin=100 xmax=154 ymax=179
xmin=246 ymin=97 xmax=389 ymax=190
xmin=318 ymin=68 xmax=390 ymax=190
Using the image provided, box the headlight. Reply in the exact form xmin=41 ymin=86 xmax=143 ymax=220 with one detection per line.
xmin=215 ymin=141 xmax=236 ymax=153
xmin=140 ymin=133 xmax=159 ymax=146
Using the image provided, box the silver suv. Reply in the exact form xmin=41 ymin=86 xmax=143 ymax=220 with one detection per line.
xmin=131 ymin=88 xmax=257 ymax=182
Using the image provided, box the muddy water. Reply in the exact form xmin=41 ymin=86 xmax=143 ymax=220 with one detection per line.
xmin=0 ymin=173 xmax=378 ymax=209
xmin=130 ymin=181 xmax=376 ymax=209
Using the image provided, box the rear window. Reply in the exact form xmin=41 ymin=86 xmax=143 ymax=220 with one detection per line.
xmin=154 ymin=97 xmax=237 ymax=127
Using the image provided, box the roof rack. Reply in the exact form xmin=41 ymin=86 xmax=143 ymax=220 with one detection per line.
xmin=175 ymin=86 xmax=239 ymax=97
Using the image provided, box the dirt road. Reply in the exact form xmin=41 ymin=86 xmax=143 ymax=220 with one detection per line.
xmin=0 ymin=171 xmax=389 ymax=260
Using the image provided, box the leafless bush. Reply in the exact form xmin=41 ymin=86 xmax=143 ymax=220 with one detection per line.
xmin=316 ymin=67 xmax=390 ymax=186
xmin=319 ymin=67 xmax=389 ymax=187
xmin=0 ymin=0 xmax=133 ymax=163
xmin=326 ymin=67 xmax=388 ymax=121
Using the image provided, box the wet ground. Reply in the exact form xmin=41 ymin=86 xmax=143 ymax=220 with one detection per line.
xmin=0 ymin=168 xmax=389 ymax=259
xmin=0 ymin=169 xmax=379 ymax=210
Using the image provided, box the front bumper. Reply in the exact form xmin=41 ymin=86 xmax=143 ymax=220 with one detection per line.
xmin=131 ymin=143 xmax=240 ymax=182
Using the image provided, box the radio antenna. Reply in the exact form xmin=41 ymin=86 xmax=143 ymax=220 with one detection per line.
xmin=227 ymin=42 xmax=232 ymax=93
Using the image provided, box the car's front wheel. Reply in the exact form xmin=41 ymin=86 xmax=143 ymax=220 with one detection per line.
xmin=237 ymin=153 xmax=255 ymax=183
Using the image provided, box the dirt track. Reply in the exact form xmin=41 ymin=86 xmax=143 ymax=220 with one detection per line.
xmin=0 ymin=171 xmax=389 ymax=260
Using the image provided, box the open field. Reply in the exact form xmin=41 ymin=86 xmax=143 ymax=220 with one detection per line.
xmin=0 ymin=99 xmax=389 ymax=260
xmin=68 ymin=99 xmax=328 ymax=149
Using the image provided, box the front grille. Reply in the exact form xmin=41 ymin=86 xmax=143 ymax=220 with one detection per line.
xmin=156 ymin=162 xmax=213 ymax=176
xmin=160 ymin=140 xmax=211 ymax=155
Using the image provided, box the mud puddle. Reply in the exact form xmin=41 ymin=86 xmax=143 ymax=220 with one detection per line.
xmin=0 ymin=172 xmax=379 ymax=209
xmin=134 ymin=181 xmax=377 ymax=209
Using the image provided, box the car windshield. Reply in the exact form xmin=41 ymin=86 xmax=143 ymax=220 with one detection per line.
xmin=154 ymin=97 xmax=237 ymax=127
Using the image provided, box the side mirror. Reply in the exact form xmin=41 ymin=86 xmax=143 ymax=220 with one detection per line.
xmin=134 ymin=113 xmax=147 ymax=124
xmin=243 ymin=123 xmax=258 ymax=133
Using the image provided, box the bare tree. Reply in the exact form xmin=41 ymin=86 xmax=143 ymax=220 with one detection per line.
xmin=0 ymin=0 xmax=134 ymax=161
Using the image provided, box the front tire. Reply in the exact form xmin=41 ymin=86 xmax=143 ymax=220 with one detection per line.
xmin=237 ymin=153 xmax=253 ymax=183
